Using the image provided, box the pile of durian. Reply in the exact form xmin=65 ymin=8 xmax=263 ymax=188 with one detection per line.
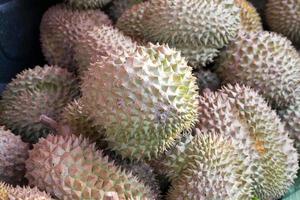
xmin=1 ymin=0 xmax=300 ymax=199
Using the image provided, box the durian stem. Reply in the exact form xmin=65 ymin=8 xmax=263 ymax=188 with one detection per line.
xmin=40 ymin=115 xmax=71 ymax=136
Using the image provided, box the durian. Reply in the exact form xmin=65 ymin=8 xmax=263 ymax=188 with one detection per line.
xmin=25 ymin=134 xmax=155 ymax=200
xmin=266 ymin=0 xmax=300 ymax=46
xmin=0 ymin=127 xmax=29 ymax=185
xmin=196 ymin=84 xmax=299 ymax=199
xmin=81 ymin=43 xmax=199 ymax=160
xmin=0 ymin=182 xmax=53 ymax=200
xmin=61 ymin=99 xmax=107 ymax=148
xmin=0 ymin=182 xmax=8 ymax=200
xmin=216 ymin=31 xmax=300 ymax=109
xmin=167 ymin=131 xmax=253 ymax=200
xmin=194 ymin=69 xmax=220 ymax=93
xmin=65 ymin=0 xmax=111 ymax=9
xmin=73 ymin=25 xmax=137 ymax=77
xmin=0 ymin=65 xmax=79 ymax=143
xmin=279 ymin=99 xmax=300 ymax=152
xmin=40 ymin=4 xmax=112 ymax=71
xmin=106 ymin=0 xmax=145 ymax=22
xmin=117 ymin=0 xmax=241 ymax=67
xmin=235 ymin=0 xmax=263 ymax=32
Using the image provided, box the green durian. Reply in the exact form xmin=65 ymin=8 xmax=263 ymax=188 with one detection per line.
xmin=73 ymin=25 xmax=137 ymax=77
xmin=40 ymin=4 xmax=112 ymax=71
xmin=25 ymin=134 xmax=155 ymax=200
xmin=167 ymin=131 xmax=253 ymax=200
xmin=117 ymin=0 xmax=241 ymax=67
xmin=81 ymin=43 xmax=199 ymax=161
xmin=216 ymin=31 xmax=300 ymax=109
xmin=0 ymin=65 xmax=79 ymax=143
xmin=266 ymin=0 xmax=300 ymax=46
xmin=64 ymin=0 xmax=111 ymax=9
xmin=106 ymin=0 xmax=145 ymax=22
xmin=235 ymin=0 xmax=263 ymax=32
xmin=196 ymin=84 xmax=299 ymax=200
xmin=278 ymin=99 xmax=300 ymax=153
xmin=0 ymin=127 xmax=29 ymax=185
xmin=61 ymin=99 xmax=107 ymax=148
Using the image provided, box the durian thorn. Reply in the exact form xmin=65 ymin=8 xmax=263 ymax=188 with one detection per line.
xmin=104 ymin=192 xmax=119 ymax=200
xmin=39 ymin=115 xmax=71 ymax=136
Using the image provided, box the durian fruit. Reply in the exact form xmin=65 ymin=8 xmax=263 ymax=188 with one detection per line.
xmin=278 ymin=99 xmax=300 ymax=152
xmin=196 ymin=84 xmax=299 ymax=200
xmin=25 ymin=134 xmax=155 ymax=200
xmin=61 ymin=99 xmax=107 ymax=148
xmin=106 ymin=0 xmax=145 ymax=22
xmin=40 ymin=4 xmax=112 ymax=71
xmin=0 ymin=182 xmax=53 ymax=200
xmin=0 ymin=127 xmax=29 ymax=185
xmin=166 ymin=131 xmax=253 ymax=200
xmin=0 ymin=65 xmax=79 ymax=143
xmin=81 ymin=43 xmax=199 ymax=161
xmin=65 ymin=0 xmax=111 ymax=9
xmin=266 ymin=0 xmax=300 ymax=46
xmin=194 ymin=69 xmax=220 ymax=93
xmin=216 ymin=31 xmax=300 ymax=109
xmin=117 ymin=0 xmax=241 ymax=67
xmin=73 ymin=25 xmax=137 ymax=77
xmin=0 ymin=182 xmax=8 ymax=200
xmin=235 ymin=0 xmax=263 ymax=32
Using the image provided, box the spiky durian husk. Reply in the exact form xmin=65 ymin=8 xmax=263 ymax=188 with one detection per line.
xmin=8 ymin=186 xmax=53 ymax=200
xmin=235 ymin=0 xmax=263 ymax=32
xmin=0 ymin=127 xmax=29 ymax=185
xmin=61 ymin=99 xmax=107 ymax=148
xmin=40 ymin=4 xmax=112 ymax=71
xmin=266 ymin=0 xmax=300 ymax=46
xmin=81 ymin=43 xmax=199 ymax=161
xmin=0 ymin=65 xmax=79 ymax=143
xmin=196 ymin=84 xmax=299 ymax=200
xmin=0 ymin=182 xmax=8 ymax=200
xmin=194 ymin=69 xmax=220 ymax=93
xmin=166 ymin=132 xmax=253 ymax=200
xmin=73 ymin=25 xmax=137 ymax=77
xmin=65 ymin=0 xmax=111 ymax=9
xmin=117 ymin=0 xmax=241 ymax=68
xmin=106 ymin=0 xmax=145 ymax=22
xmin=279 ymin=99 xmax=300 ymax=152
xmin=216 ymin=31 xmax=300 ymax=109
xmin=25 ymin=134 xmax=155 ymax=200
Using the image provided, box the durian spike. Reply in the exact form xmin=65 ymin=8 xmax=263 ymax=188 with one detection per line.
xmin=104 ymin=192 xmax=119 ymax=200
xmin=39 ymin=114 xmax=71 ymax=136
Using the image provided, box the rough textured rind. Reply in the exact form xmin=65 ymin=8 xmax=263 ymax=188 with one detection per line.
xmin=216 ymin=31 xmax=300 ymax=109
xmin=61 ymin=99 xmax=107 ymax=148
xmin=117 ymin=0 xmax=241 ymax=68
xmin=279 ymin=99 xmax=300 ymax=153
xmin=40 ymin=4 xmax=112 ymax=71
xmin=167 ymin=132 xmax=253 ymax=200
xmin=106 ymin=0 xmax=145 ymax=22
xmin=8 ymin=185 xmax=53 ymax=200
xmin=194 ymin=69 xmax=220 ymax=93
xmin=81 ymin=43 xmax=199 ymax=160
xmin=196 ymin=84 xmax=299 ymax=200
xmin=0 ymin=65 xmax=79 ymax=143
xmin=74 ymin=25 xmax=137 ymax=77
xmin=235 ymin=0 xmax=263 ymax=32
xmin=65 ymin=0 xmax=111 ymax=9
xmin=266 ymin=0 xmax=300 ymax=45
xmin=0 ymin=182 xmax=8 ymax=200
xmin=25 ymin=134 xmax=154 ymax=200
xmin=0 ymin=127 xmax=29 ymax=185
